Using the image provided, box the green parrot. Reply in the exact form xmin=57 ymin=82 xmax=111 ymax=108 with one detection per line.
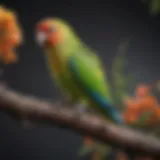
xmin=35 ymin=17 xmax=123 ymax=124
xmin=35 ymin=17 xmax=136 ymax=160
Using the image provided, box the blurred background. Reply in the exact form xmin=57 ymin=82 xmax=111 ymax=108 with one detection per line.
xmin=0 ymin=0 xmax=159 ymax=159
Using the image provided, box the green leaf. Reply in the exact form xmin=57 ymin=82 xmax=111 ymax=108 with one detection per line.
xmin=141 ymin=0 xmax=160 ymax=16
xmin=149 ymin=0 xmax=160 ymax=15
xmin=111 ymin=39 xmax=135 ymax=111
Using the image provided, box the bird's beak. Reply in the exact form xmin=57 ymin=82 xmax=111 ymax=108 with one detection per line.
xmin=36 ymin=31 xmax=48 ymax=46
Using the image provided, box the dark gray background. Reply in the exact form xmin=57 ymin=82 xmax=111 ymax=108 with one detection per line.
xmin=0 ymin=0 xmax=159 ymax=159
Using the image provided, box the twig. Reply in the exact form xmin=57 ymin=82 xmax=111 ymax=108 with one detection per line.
xmin=0 ymin=84 xmax=159 ymax=158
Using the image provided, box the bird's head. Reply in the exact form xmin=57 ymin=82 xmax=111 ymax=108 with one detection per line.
xmin=35 ymin=18 xmax=72 ymax=48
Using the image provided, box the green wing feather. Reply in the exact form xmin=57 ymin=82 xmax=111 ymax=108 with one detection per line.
xmin=68 ymin=52 xmax=124 ymax=123
xmin=81 ymin=45 xmax=114 ymax=104
xmin=69 ymin=50 xmax=114 ymax=104
xmin=68 ymin=53 xmax=112 ymax=102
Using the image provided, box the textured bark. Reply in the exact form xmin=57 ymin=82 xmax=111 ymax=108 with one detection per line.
xmin=0 ymin=84 xmax=159 ymax=158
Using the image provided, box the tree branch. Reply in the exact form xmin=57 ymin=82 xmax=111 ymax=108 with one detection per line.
xmin=0 ymin=84 xmax=160 ymax=158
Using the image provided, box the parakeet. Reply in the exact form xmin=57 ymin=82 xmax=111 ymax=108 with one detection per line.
xmin=35 ymin=17 xmax=123 ymax=124
xmin=35 ymin=17 xmax=136 ymax=160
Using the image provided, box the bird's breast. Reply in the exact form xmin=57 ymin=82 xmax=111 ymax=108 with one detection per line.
xmin=46 ymin=49 xmax=64 ymax=74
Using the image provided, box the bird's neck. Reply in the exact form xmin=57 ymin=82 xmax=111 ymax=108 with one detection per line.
xmin=45 ymin=38 xmax=82 ymax=73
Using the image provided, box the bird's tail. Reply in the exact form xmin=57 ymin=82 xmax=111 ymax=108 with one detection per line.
xmin=101 ymin=101 xmax=124 ymax=125
xmin=109 ymin=107 xmax=124 ymax=125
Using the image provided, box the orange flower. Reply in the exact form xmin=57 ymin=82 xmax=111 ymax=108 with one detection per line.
xmin=123 ymin=111 xmax=139 ymax=124
xmin=0 ymin=49 xmax=18 ymax=64
xmin=123 ymin=97 xmax=143 ymax=124
xmin=123 ymin=83 xmax=160 ymax=126
xmin=135 ymin=84 xmax=151 ymax=98
xmin=155 ymin=107 xmax=160 ymax=119
xmin=150 ymin=107 xmax=160 ymax=124
xmin=140 ymin=96 xmax=159 ymax=111
xmin=0 ymin=6 xmax=22 ymax=64
xmin=124 ymin=98 xmax=140 ymax=110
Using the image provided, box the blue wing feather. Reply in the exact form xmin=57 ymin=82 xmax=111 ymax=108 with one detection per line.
xmin=68 ymin=57 xmax=123 ymax=124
